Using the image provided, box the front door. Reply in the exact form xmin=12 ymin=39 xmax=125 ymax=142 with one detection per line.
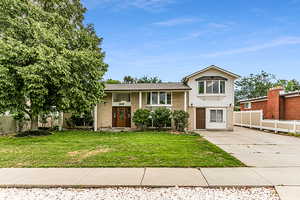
xmin=112 ymin=107 xmax=131 ymax=127
xmin=196 ymin=108 xmax=206 ymax=129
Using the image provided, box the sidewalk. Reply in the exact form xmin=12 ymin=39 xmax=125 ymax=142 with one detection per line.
xmin=1 ymin=167 xmax=300 ymax=187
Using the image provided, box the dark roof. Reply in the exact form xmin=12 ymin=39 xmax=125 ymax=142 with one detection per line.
xmin=105 ymin=83 xmax=191 ymax=91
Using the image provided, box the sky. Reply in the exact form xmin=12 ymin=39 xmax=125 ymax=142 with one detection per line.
xmin=81 ymin=0 xmax=300 ymax=82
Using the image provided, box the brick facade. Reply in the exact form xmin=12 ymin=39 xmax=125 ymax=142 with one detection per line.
xmin=283 ymin=96 xmax=300 ymax=120
xmin=240 ymin=87 xmax=300 ymax=120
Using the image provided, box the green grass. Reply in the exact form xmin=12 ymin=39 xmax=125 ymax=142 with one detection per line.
xmin=0 ymin=131 xmax=244 ymax=168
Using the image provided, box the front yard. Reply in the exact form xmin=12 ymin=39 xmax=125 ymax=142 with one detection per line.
xmin=0 ymin=131 xmax=244 ymax=167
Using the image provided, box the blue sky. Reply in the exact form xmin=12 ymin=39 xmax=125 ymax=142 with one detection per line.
xmin=82 ymin=0 xmax=300 ymax=82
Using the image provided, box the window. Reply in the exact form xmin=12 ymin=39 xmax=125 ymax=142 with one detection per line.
xmin=198 ymin=80 xmax=226 ymax=94
xmin=167 ymin=93 xmax=172 ymax=104
xmin=212 ymin=80 xmax=219 ymax=93
xmin=220 ymin=81 xmax=225 ymax=94
xmin=206 ymin=80 xmax=213 ymax=94
xmin=159 ymin=92 xmax=166 ymax=104
xmin=113 ymin=93 xmax=130 ymax=102
xmin=198 ymin=81 xmax=204 ymax=94
xmin=244 ymin=102 xmax=251 ymax=109
xmin=147 ymin=92 xmax=172 ymax=105
xmin=210 ymin=110 xmax=224 ymax=123
xmin=152 ymin=92 xmax=158 ymax=104
xmin=147 ymin=92 xmax=151 ymax=104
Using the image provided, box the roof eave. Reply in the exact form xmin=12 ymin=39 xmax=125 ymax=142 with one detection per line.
xmin=183 ymin=65 xmax=241 ymax=82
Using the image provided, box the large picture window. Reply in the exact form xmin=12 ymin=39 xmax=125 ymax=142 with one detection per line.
xmin=147 ymin=92 xmax=172 ymax=105
xmin=198 ymin=80 xmax=226 ymax=94
xmin=210 ymin=109 xmax=224 ymax=123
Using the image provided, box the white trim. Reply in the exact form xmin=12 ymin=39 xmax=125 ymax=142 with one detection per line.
xmin=183 ymin=65 xmax=240 ymax=81
xmin=197 ymin=80 xmax=226 ymax=95
xmin=146 ymin=91 xmax=172 ymax=106
xmin=184 ymin=91 xmax=187 ymax=112
xmin=139 ymin=91 xmax=142 ymax=109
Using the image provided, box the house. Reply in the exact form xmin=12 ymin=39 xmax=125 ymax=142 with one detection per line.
xmin=240 ymin=86 xmax=300 ymax=120
xmin=91 ymin=65 xmax=240 ymax=131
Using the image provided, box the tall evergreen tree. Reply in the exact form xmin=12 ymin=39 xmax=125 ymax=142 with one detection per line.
xmin=0 ymin=0 xmax=108 ymax=129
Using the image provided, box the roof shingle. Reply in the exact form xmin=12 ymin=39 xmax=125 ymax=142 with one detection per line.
xmin=104 ymin=83 xmax=191 ymax=91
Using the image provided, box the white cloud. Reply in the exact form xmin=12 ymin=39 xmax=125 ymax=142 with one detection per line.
xmin=207 ymin=22 xmax=230 ymax=29
xmin=82 ymin=0 xmax=174 ymax=11
xmin=153 ymin=17 xmax=201 ymax=26
xmin=202 ymin=36 xmax=300 ymax=57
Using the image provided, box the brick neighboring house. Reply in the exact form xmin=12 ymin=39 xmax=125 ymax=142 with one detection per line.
xmin=64 ymin=65 xmax=240 ymax=131
xmin=240 ymin=87 xmax=300 ymax=120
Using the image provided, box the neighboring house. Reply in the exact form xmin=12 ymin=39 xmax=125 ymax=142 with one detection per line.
xmin=92 ymin=65 xmax=240 ymax=131
xmin=240 ymin=86 xmax=300 ymax=120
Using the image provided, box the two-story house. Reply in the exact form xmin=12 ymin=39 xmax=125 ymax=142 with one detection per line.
xmin=92 ymin=65 xmax=240 ymax=131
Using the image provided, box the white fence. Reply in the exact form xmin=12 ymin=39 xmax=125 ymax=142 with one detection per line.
xmin=234 ymin=110 xmax=300 ymax=134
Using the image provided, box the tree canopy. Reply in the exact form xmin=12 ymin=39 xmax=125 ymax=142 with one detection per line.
xmin=235 ymin=71 xmax=300 ymax=102
xmin=0 ymin=0 xmax=108 ymax=128
xmin=123 ymin=75 xmax=162 ymax=83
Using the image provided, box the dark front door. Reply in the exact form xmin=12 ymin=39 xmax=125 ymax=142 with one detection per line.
xmin=196 ymin=108 xmax=206 ymax=129
xmin=112 ymin=107 xmax=131 ymax=127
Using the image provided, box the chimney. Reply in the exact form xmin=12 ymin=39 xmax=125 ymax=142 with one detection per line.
xmin=266 ymin=86 xmax=284 ymax=119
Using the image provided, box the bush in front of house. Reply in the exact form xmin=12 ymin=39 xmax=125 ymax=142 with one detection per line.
xmin=69 ymin=111 xmax=94 ymax=127
xmin=173 ymin=110 xmax=189 ymax=132
xmin=15 ymin=130 xmax=52 ymax=137
xmin=151 ymin=107 xmax=172 ymax=130
xmin=132 ymin=109 xmax=151 ymax=130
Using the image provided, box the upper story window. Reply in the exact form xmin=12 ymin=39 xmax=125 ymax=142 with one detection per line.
xmin=244 ymin=102 xmax=251 ymax=109
xmin=147 ymin=92 xmax=171 ymax=105
xmin=198 ymin=80 xmax=226 ymax=95
xmin=113 ymin=93 xmax=130 ymax=102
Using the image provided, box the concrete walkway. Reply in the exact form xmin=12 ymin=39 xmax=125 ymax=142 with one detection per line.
xmin=199 ymin=126 xmax=300 ymax=167
xmin=1 ymin=167 xmax=300 ymax=187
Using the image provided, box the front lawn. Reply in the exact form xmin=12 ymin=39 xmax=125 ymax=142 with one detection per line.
xmin=0 ymin=131 xmax=244 ymax=167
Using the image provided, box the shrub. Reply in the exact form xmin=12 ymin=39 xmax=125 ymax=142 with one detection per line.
xmin=70 ymin=111 xmax=93 ymax=126
xmin=173 ymin=110 xmax=189 ymax=132
xmin=151 ymin=107 xmax=172 ymax=130
xmin=132 ymin=109 xmax=151 ymax=130
xmin=15 ymin=130 xmax=52 ymax=137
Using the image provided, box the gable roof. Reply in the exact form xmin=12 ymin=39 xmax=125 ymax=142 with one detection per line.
xmin=182 ymin=65 xmax=240 ymax=82
xmin=105 ymin=83 xmax=191 ymax=91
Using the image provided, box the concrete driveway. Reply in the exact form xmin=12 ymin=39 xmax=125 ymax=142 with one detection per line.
xmin=199 ymin=126 xmax=300 ymax=167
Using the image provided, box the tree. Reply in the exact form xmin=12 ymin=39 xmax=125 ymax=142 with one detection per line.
xmin=137 ymin=76 xmax=162 ymax=83
xmin=123 ymin=76 xmax=136 ymax=84
xmin=151 ymin=108 xmax=172 ymax=130
xmin=0 ymin=0 xmax=108 ymax=130
xmin=172 ymin=110 xmax=189 ymax=132
xmin=132 ymin=109 xmax=151 ymax=130
xmin=122 ymin=75 xmax=162 ymax=84
xmin=275 ymin=79 xmax=300 ymax=92
xmin=235 ymin=71 xmax=276 ymax=102
xmin=106 ymin=79 xmax=121 ymax=84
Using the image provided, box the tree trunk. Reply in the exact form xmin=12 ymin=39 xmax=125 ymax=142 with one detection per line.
xmin=30 ymin=116 xmax=38 ymax=130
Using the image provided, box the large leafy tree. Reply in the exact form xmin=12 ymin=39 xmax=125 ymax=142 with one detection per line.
xmin=275 ymin=79 xmax=300 ymax=92
xmin=0 ymin=0 xmax=108 ymax=129
xmin=235 ymin=71 xmax=276 ymax=102
xmin=235 ymin=71 xmax=300 ymax=103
